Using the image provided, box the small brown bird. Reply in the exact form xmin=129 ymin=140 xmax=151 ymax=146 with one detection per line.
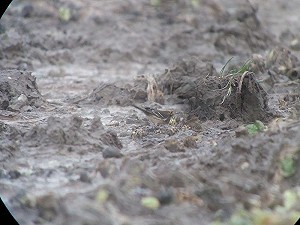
xmin=132 ymin=104 xmax=173 ymax=125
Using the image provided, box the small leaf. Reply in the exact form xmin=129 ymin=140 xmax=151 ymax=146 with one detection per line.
xmin=95 ymin=189 xmax=109 ymax=204
xmin=283 ymin=190 xmax=298 ymax=210
xmin=141 ymin=197 xmax=160 ymax=209
xmin=59 ymin=7 xmax=71 ymax=22
xmin=281 ymin=156 xmax=296 ymax=177
xmin=245 ymin=124 xmax=259 ymax=135
xmin=191 ymin=0 xmax=200 ymax=7
xmin=220 ymin=57 xmax=234 ymax=75
xmin=245 ymin=120 xmax=266 ymax=135
xmin=150 ymin=0 xmax=161 ymax=7
xmin=254 ymin=120 xmax=266 ymax=131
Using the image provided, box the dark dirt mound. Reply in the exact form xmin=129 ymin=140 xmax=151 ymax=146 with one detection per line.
xmin=74 ymin=83 xmax=134 ymax=106
xmin=158 ymin=58 xmax=270 ymax=122
xmin=0 ymin=121 xmax=20 ymax=162
xmin=212 ymin=6 xmax=274 ymax=55
xmin=1 ymin=1 xmax=300 ymax=225
xmin=23 ymin=115 xmax=122 ymax=151
xmin=0 ymin=70 xmax=43 ymax=111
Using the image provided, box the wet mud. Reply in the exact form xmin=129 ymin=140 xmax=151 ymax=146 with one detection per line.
xmin=0 ymin=0 xmax=300 ymax=225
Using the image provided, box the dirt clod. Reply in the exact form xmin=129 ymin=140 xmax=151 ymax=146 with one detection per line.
xmin=102 ymin=146 xmax=123 ymax=159
xmin=0 ymin=70 xmax=43 ymax=111
xmin=36 ymin=194 xmax=60 ymax=221
xmin=164 ymin=139 xmax=185 ymax=153
xmin=1 ymin=1 xmax=300 ymax=225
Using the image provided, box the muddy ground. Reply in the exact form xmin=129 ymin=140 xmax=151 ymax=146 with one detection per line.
xmin=0 ymin=0 xmax=300 ymax=225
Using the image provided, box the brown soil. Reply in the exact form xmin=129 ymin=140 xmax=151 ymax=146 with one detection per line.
xmin=0 ymin=0 xmax=300 ymax=225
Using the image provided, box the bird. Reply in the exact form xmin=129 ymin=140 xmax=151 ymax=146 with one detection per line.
xmin=132 ymin=104 xmax=174 ymax=125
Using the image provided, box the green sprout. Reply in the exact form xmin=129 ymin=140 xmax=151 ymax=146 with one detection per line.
xmin=141 ymin=196 xmax=160 ymax=209
xmin=213 ymin=203 xmax=300 ymax=225
xmin=95 ymin=189 xmax=109 ymax=204
xmin=245 ymin=120 xmax=266 ymax=135
xmin=191 ymin=0 xmax=200 ymax=7
xmin=283 ymin=189 xmax=299 ymax=210
xmin=220 ymin=57 xmax=234 ymax=76
xmin=219 ymin=58 xmax=253 ymax=104
xmin=280 ymin=155 xmax=296 ymax=178
xmin=212 ymin=188 xmax=300 ymax=225
xmin=150 ymin=0 xmax=161 ymax=7
xmin=59 ymin=7 xmax=71 ymax=22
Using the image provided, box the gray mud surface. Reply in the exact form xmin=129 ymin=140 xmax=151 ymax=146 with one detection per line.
xmin=1 ymin=0 xmax=300 ymax=225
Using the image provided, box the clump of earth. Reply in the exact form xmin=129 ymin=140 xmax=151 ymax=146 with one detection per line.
xmin=0 ymin=0 xmax=300 ymax=225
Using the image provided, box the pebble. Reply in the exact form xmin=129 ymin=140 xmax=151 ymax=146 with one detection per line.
xmin=102 ymin=147 xmax=123 ymax=158
xmin=79 ymin=172 xmax=91 ymax=183
xmin=8 ymin=170 xmax=21 ymax=179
